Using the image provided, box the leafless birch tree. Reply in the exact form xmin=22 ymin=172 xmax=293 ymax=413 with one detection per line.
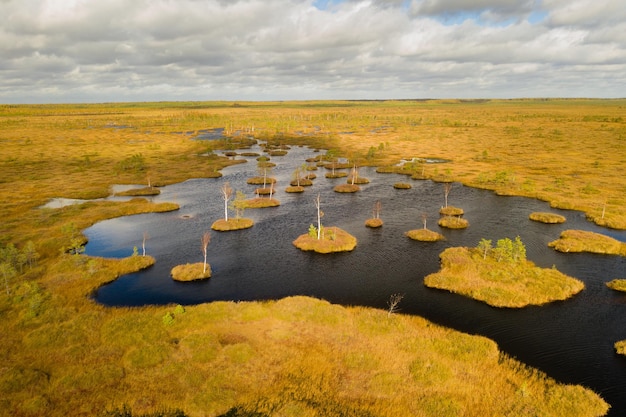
xmin=221 ymin=182 xmax=233 ymax=221
xmin=201 ymin=232 xmax=211 ymax=274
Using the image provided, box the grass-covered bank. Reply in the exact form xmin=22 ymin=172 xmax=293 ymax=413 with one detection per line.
xmin=0 ymin=100 xmax=622 ymax=415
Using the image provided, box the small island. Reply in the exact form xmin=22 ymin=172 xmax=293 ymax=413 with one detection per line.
xmin=529 ymin=212 xmax=566 ymax=224
xmin=334 ymin=183 xmax=360 ymax=193
xmin=439 ymin=206 xmax=464 ymax=216
xmin=393 ymin=182 xmax=412 ymax=189
xmin=406 ymin=229 xmax=444 ymax=242
xmin=438 ymin=215 xmax=469 ymax=229
xmin=424 ymin=237 xmax=585 ymax=308
xmin=211 ymin=218 xmax=254 ymax=231
xmin=171 ymin=262 xmax=211 ymax=281
xmin=606 ymin=279 xmax=626 ymax=292
xmin=293 ymin=226 xmax=357 ymax=253
xmin=285 ymin=185 xmax=305 ymax=193
xmin=548 ymin=229 xmax=626 ymax=255
xmin=294 ymin=194 xmax=357 ymax=253
xmin=365 ymin=218 xmax=383 ymax=228
xmin=114 ymin=186 xmax=161 ymax=197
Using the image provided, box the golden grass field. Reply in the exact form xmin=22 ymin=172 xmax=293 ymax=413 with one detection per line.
xmin=1 ymin=99 xmax=624 ymax=416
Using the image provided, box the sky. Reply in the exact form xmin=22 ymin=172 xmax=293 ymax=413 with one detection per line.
xmin=1 ymin=0 xmax=624 ymax=103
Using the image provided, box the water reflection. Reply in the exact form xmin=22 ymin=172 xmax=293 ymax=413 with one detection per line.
xmin=85 ymin=144 xmax=626 ymax=415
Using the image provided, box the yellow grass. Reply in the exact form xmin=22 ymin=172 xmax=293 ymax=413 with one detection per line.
xmin=241 ymin=198 xmax=280 ymax=208
xmin=365 ymin=218 xmax=383 ymax=228
xmin=424 ymin=247 xmax=585 ymax=308
xmin=438 ymin=215 xmax=469 ymax=229
xmin=211 ymin=218 xmax=254 ymax=231
xmin=293 ymin=227 xmax=357 ymax=253
xmin=548 ymin=230 xmax=626 ymax=255
xmin=406 ymin=228 xmax=445 ymax=242
xmin=530 ymin=212 xmax=567 ymax=224
xmin=606 ymin=279 xmax=626 ymax=292
xmin=440 ymin=205 xmax=464 ymax=216
xmin=393 ymin=182 xmax=412 ymax=189
xmin=333 ymin=183 xmax=360 ymax=193
xmin=0 ymin=100 xmax=620 ymax=416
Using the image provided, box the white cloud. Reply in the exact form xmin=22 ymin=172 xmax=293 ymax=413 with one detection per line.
xmin=0 ymin=0 xmax=624 ymax=103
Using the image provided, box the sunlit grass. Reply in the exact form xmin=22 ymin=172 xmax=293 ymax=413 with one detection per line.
xmin=0 ymin=99 xmax=621 ymax=416
xmin=549 ymin=230 xmax=626 ymax=255
xmin=424 ymin=246 xmax=585 ymax=308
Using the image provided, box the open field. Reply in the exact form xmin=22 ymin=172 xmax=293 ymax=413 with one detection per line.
xmin=1 ymin=99 xmax=622 ymax=416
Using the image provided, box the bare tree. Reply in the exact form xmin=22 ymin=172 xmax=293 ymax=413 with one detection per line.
xmin=387 ymin=293 xmax=404 ymax=318
xmin=350 ymin=163 xmax=358 ymax=185
xmin=315 ymin=193 xmax=323 ymax=240
xmin=201 ymin=232 xmax=211 ymax=274
xmin=373 ymin=200 xmax=382 ymax=219
xmin=142 ymin=231 xmax=149 ymax=256
xmin=221 ymin=182 xmax=233 ymax=221
xmin=421 ymin=212 xmax=428 ymax=229
xmin=443 ymin=182 xmax=452 ymax=208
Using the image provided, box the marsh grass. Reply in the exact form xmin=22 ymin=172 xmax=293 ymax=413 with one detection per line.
xmin=114 ymin=187 xmax=161 ymax=197
xmin=529 ymin=212 xmax=567 ymax=224
xmin=171 ymin=263 xmax=211 ymax=281
xmin=293 ymin=227 xmax=357 ymax=253
xmin=0 ymin=100 xmax=619 ymax=416
xmin=549 ymin=230 xmax=626 ymax=255
xmin=424 ymin=247 xmax=585 ymax=307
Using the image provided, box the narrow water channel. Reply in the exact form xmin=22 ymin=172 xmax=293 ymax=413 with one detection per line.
xmin=85 ymin=144 xmax=626 ymax=415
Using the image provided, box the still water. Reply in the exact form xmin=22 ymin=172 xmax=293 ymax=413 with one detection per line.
xmin=86 ymin=144 xmax=626 ymax=415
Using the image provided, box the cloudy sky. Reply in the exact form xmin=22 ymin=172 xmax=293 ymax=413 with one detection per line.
xmin=1 ymin=0 xmax=624 ymax=103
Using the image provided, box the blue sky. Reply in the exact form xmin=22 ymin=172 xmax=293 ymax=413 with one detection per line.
xmin=0 ymin=0 xmax=623 ymax=103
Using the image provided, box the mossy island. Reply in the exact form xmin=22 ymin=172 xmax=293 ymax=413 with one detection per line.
xmin=549 ymin=230 xmax=626 ymax=255
xmin=424 ymin=237 xmax=585 ymax=308
xmin=530 ymin=212 xmax=566 ymax=224
xmin=171 ymin=262 xmax=211 ymax=281
xmin=293 ymin=226 xmax=357 ymax=253
xmin=246 ymin=176 xmax=277 ymax=185
xmin=438 ymin=215 xmax=469 ymax=229
xmin=285 ymin=185 xmax=305 ymax=193
xmin=365 ymin=218 xmax=383 ymax=228
xmin=606 ymin=279 xmax=626 ymax=292
xmin=406 ymin=228 xmax=444 ymax=242
xmin=440 ymin=206 xmax=464 ymax=216
xmin=393 ymin=182 xmax=412 ymax=189
xmin=325 ymin=171 xmax=348 ymax=178
xmin=334 ymin=183 xmax=360 ymax=193
xmin=241 ymin=197 xmax=280 ymax=208
xmin=290 ymin=178 xmax=313 ymax=186
xmin=211 ymin=218 xmax=254 ymax=231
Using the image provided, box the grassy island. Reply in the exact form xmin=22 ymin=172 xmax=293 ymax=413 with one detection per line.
xmin=549 ymin=230 xmax=626 ymax=255
xmin=424 ymin=241 xmax=585 ymax=308
xmin=325 ymin=171 xmax=348 ymax=178
xmin=171 ymin=262 xmax=211 ymax=281
xmin=246 ymin=176 xmax=277 ymax=185
xmin=365 ymin=218 xmax=383 ymax=228
xmin=393 ymin=182 xmax=412 ymax=189
xmin=606 ymin=279 xmax=626 ymax=292
xmin=334 ymin=183 xmax=360 ymax=193
xmin=285 ymin=185 xmax=305 ymax=193
xmin=406 ymin=228 xmax=445 ymax=242
xmin=440 ymin=206 xmax=464 ymax=216
xmin=293 ymin=226 xmax=357 ymax=253
xmin=438 ymin=215 xmax=469 ymax=229
xmin=530 ymin=212 xmax=567 ymax=224
xmin=241 ymin=198 xmax=280 ymax=208
xmin=211 ymin=218 xmax=254 ymax=231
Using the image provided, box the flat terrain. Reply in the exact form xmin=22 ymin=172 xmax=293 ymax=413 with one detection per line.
xmin=1 ymin=99 xmax=622 ymax=416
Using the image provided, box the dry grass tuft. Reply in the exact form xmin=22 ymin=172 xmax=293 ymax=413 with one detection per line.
xmin=365 ymin=218 xmax=383 ymax=228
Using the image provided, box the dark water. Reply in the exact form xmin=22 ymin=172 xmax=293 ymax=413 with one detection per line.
xmin=86 ymin=144 xmax=626 ymax=415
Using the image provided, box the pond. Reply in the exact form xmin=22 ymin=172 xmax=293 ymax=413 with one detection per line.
xmin=85 ymin=144 xmax=626 ymax=415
